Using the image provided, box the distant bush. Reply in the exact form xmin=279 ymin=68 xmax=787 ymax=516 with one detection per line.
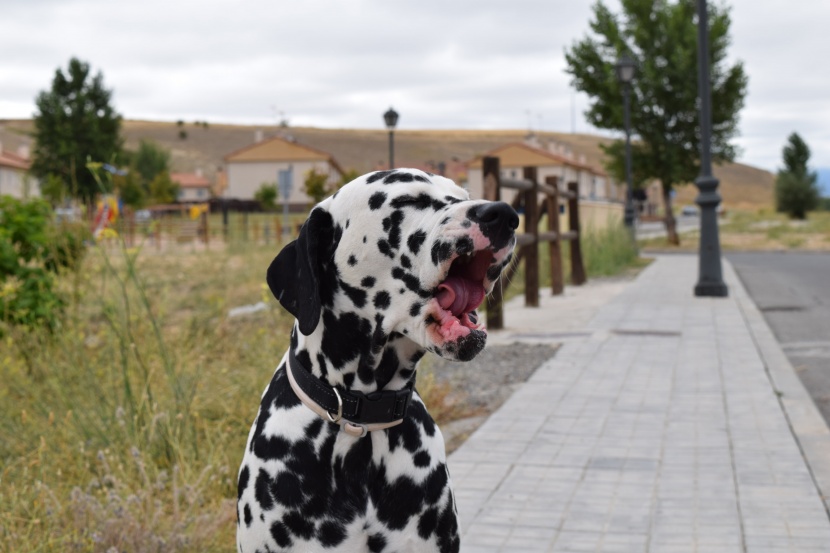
xmin=254 ymin=182 xmax=279 ymax=211
xmin=0 ymin=196 xmax=87 ymax=332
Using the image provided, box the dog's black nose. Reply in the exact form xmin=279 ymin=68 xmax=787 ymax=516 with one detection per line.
xmin=468 ymin=201 xmax=519 ymax=250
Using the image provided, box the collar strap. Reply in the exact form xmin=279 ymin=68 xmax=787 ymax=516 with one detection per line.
xmin=286 ymin=347 xmax=413 ymax=438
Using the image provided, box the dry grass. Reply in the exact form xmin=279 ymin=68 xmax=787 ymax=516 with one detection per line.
xmin=640 ymin=210 xmax=830 ymax=251
xmin=0 ymin=234 xmax=480 ymax=552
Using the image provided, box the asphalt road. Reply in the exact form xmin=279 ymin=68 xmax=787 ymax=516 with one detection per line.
xmin=728 ymin=252 xmax=830 ymax=424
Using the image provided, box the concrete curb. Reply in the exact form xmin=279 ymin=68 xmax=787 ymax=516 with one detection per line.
xmin=726 ymin=259 xmax=830 ymax=514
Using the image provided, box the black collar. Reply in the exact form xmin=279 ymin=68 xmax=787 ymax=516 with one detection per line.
xmin=287 ymin=347 xmax=413 ymax=426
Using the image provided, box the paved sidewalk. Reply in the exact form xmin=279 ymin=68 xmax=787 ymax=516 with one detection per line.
xmin=448 ymin=255 xmax=830 ymax=552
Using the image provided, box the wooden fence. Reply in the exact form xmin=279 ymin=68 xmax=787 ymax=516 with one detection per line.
xmin=482 ymin=156 xmax=586 ymax=330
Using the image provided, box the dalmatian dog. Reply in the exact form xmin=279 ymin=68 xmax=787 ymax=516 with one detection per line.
xmin=237 ymin=168 xmax=518 ymax=553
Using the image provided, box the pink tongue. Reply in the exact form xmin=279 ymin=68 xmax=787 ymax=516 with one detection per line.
xmin=437 ymin=276 xmax=486 ymax=317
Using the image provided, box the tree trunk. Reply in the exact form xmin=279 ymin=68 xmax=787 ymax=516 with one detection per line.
xmin=662 ymin=186 xmax=680 ymax=245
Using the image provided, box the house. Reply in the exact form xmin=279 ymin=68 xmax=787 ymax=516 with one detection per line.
xmin=0 ymin=143 xmax=37 ymax=198
xmin=223 ymin=135 xmax=344 ymax=208
xmin=466 ymin=141 xmax=618 ymax=203
xmin=466 ymin=140 xmax=625 ymax=231
xmin=171 ymin=171 xmax=212 ymax=203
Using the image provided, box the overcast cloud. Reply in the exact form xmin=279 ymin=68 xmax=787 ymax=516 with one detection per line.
xmin=2 ymin=0 xmax=829 ymax=173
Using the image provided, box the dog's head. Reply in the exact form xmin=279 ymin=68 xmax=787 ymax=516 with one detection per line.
xmin=268 ymin=169 xmax=517 ymax=362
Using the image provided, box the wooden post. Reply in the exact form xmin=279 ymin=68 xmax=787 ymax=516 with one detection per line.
xmin=546 ymin=176 xmax=564 ymax=295
xmin=482 ymin=156 xmax=504 ymax=330
xmin=222 ymin=201 xmax=229 ymax=242
xmin=568 ymin=181 xmax=587 ymax=285
xmin=243 ymin=212 xmax=249 ymax=242
xmin=275 ymin=217 xmax=282 ymax=244
xmin=524 ymin=166 xmax=539 ymax=307
xmin=202 ymin=211 xmax=209 ymax=249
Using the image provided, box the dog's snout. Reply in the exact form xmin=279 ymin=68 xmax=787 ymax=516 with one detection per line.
xmin=471 ymin=202 xmax=519 ymax=230
xmin=468 ymin=201 xmax=519 ymax=251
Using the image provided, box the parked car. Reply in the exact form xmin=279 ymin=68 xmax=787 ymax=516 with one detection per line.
xmin=680 ymin=205 xmax=699 ymax=216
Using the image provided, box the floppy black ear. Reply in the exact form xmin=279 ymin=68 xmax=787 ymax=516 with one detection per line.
xmin=267 ymin=208 xmax=333 ymax=335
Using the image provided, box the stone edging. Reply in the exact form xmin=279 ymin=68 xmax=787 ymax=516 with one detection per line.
xmin=727 ymin=260 xmax=830 ymax=515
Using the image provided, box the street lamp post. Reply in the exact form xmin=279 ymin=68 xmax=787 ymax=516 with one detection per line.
xmin=615 ymin=54 xmax=637 ymax=238
xmin=693 ymin=0 xmax=728 ymax=297
xmin=383 ymin=107 xmax=399 ymax=170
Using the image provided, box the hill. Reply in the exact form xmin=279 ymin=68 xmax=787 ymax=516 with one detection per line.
xmin=0 ymin=118 xmax=774 ymax=210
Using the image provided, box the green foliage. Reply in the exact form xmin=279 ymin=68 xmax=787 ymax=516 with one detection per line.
xmin=0 ymin=196 xmax=87 ymax=332
xmin=114 ymin=169 xmax=146 ymax=207
xmin=148 ymin=171 xmax=180 ymax=204
xmin=775 ymin=133 xmax=820 ymax=220
xmin=254 ymin=182 xmax=279 ymax=211
xmin=30 ymin=58 xmax=123 ymax=202
xmin=565 ymin=0 xmax=748 ymax=196
xmin=304 ymin=168 xmax=331 ymax=205
xmin=582 ymin=220 xmax=640 ymax=277
xmin=39 ymin=173 xmax=68 ymax=206
xmin=132 ymin=139 xmax=171 ymax=187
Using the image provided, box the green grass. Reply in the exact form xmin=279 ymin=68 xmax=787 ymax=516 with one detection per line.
xmin=500 ymin=219 xmax=643 ymax=301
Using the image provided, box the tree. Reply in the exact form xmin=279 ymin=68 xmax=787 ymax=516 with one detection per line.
xmin=304 ymin=168 xmax=331 ymax=205
xmin=775 ymin=133 xmax=820 ymax=219
xmin=132 ymin=139 xmax=171 ymax=189
xmin=565 ymin=0 xmax=748 ymax=244
xmin=148 ymin=172 xmax=179 ymax=205
xmin=254 ymin=182 xmax=279 ymax=211
xmin=31 ymin=58 xmax=123 ymax=202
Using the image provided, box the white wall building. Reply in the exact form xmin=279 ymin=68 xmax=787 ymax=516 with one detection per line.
xmin=223 ymin=136 xmax=343 ymax=207
xmin=0 ymin=144 xmax=38 ymax=198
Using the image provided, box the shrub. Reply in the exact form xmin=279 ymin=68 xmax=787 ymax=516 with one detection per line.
xmin=0 ymin=196 xmax=85 ymax=332
xmin=254 ymin=182 xmax=278 ymax=211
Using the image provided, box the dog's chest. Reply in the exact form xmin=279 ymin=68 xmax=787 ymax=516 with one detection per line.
xmin=237 ymin=364 xmax=459 ymax=552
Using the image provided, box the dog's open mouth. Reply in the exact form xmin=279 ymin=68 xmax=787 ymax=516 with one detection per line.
xmin=434 ymin=249 xmax=494 ymax=332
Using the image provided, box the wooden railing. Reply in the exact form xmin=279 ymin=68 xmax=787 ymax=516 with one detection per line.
xmin=482 ymin=156 xmax=586 ymax=330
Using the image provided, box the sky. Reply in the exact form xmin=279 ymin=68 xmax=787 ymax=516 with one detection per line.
xmin=2 ymin=0 xmax=829 ymax=184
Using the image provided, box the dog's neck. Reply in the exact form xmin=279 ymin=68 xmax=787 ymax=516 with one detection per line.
xmin=290 ymin=321 xmax=425 ymax=394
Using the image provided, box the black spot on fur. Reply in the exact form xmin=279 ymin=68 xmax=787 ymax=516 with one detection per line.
xmin=399 ymin=368 xmax=414 ymax=380
xmin=253 ymin=434 xmax=291 ymax=461
xmin=384 ymin=171 xmax=415 ymax=184
xmin=363 ymin=235 xmax=367 ymax=243
xmin=369 ymin=191 xmax=387 ymax=210
xmin=238 ymin=465 xmax=249 ymax=500
xmin=430 ymin=241 xmax=454 ymax=265
xmin=254 ymin=468 xmax=274 ymax=510
xmin=462 ymin=219 xmax=472 ymax=228
xmin=319 ymin=521 xmax=347 ymax=547
xmin=409 ymin=302 xmax=422 ymax=316
xmin=340 ymin=279 xmax=367 ymax=308
xmin=283 ymin=510 xmax=314 ymax=540
xmin=243 ymin=503 xmax=252 ymax=526
xmin=316 ymin=353 xmax=329 ymax=378
xmin=348 ymin=255 xmax=357 ymax=266
xmin=270 ymin=520 xmax=292 ymax=547
xmin=391 ymin=267 xmax=431 ymax=298
xmin=377 ymin=239 xmax=394 ymax=259
xmin=444 ymin=195 xmax=462 ymax=204
xmin=321 ymin=311 xmax=372 ymax=367
xmin=425 ymin=464 xmax=448 ymax=503
xmin=455 ymin=237 xmax=474 ymax=256
xmin=418 ymin=507 xmax=438 ymax=539
xmin=391 ymin=193 xmax=447 ymax=211
xmin=413 ymin=174 xmax=430 ymax=183
xmin=273 ymin=472 xmax=303 ymax=507
xmin=400 ymin=254 xmax=411 ymax=269
xmin=407 ymin=230 xmax=427 ymax=254
xmin=414 ymin=450 xmax=431 ymax=467
xmin=366 ymin=170 xmax=393 ymax=184
xmin=368 ymin=533 xmax=388 ymax=552
xmin=343 ymin=372 xmax=355 ymax=388
xmin=370 ymin=465 xmax=424 ymax=530
xmin=361 ymin=276 xmax=376 ymax=288
xmin=374 ymin=291 xmax=391 ymax=309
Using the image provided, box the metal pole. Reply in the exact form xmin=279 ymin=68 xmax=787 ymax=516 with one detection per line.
xmin=388 ymin=130 xmax=395 ymax=170
xmin=623 ymin=83 xmax=636 ymax=238
xmin=694 ymin=0 xmax=728 ymax=297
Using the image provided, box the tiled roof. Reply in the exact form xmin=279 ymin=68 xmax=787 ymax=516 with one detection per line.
xmin=170 ymin=172 xmax=211 ymax=188
xmin=0 ymin=150 xmax=30 ymax=170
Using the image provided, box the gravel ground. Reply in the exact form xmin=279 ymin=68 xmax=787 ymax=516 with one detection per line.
xmin=422 ymin=343 xmax=560 ymax=452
